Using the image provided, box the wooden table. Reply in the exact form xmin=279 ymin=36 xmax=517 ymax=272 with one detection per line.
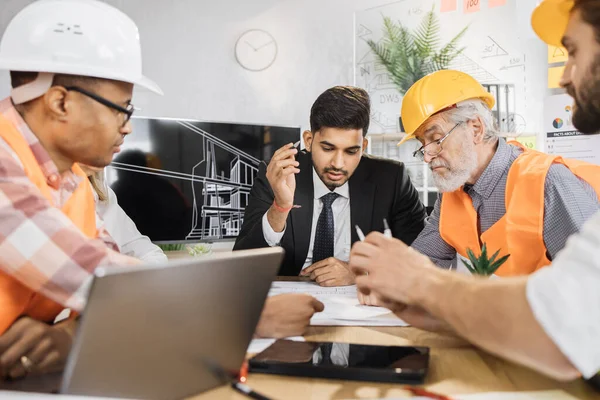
xmin=189 ymin=325 xmax=597 ymax=399
xmin=164 ymin=251 xmax=596 ymax=400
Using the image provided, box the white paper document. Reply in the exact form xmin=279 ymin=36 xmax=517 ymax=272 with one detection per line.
xmin=370 ymin=390 xmax=579 ymax=400
xmin=269 ymin=281 xmax=408 ymax=326
xmin=457 ymin=390 xmax=580 ymax=400
xmin=247 ymin=336 xmax=305 ymax=354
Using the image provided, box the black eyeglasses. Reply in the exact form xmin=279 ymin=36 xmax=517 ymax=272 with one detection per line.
xmin=412 ymin=122 xmax=463 ymax=161
xmin=65 ymin=86 xmax=136 ymax=127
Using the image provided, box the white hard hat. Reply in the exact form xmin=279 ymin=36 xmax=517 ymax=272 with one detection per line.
xmin=0 ymin=0 xmax=162 ymax=103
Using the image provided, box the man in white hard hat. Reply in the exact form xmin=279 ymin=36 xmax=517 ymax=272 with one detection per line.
xmin=0 ymin=0 xmax=324 ymax=381
xmin=349 ymin=0 xmax=600 ymax=386
xmin=0 ymin=0 xmax=161 ymax=380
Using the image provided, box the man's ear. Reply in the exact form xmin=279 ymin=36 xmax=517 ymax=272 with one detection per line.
xmin=303 ymin=130 xmax=314 ymax=152
xmin=471 ymin=117 xmax=485 ymax=144
xmin=362 ymin=137 xmax=368 ymax=152
xmin=44 ymin=86 xmax=70 ymax=122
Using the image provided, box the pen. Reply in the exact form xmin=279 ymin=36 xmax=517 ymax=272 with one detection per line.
xmin=279 ymin=141 xmax=302 ymax=210
xmin=383 ymin=218 xmax=392 ymax=238
xmin=354 ymin=225 xmax=370 ymax=282
xmin=404 ymin=386 xmax=452 ymax=400
xmin=355 ymin=225 xmax=366 ymax=241
xmin=239 ymin=360 xmax=248 ymax=383
xmin=231 ymin=382 xmax=273 ymax=400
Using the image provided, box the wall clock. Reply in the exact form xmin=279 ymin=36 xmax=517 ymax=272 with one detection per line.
xmin=234 ymin=29 xmax=278 ymax=71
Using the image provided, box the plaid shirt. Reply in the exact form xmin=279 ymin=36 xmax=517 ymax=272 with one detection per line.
xmin=412 ymin=138 xmax=600 ymax=269
xmin=0 ymin=98 xmax=139 ymax=312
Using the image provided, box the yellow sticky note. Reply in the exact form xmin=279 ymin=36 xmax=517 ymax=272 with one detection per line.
xmin=515 ymin=136 xmax=537 ymax=150
xmin=548 ymin=45 xmax=568 ymax=63
xmin=548 ymin=66 xmax=565 ymax=89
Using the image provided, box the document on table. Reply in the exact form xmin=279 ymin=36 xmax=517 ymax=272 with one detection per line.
xmin=268 ymin=281 xmax=408 ymax=326
xmin=371 ymin=390 xmax=579 ymax=400
xmin=247 ymin=336 xmax=305 ymax=354
xmin=457 ymin=391 xmax=580 ymax=400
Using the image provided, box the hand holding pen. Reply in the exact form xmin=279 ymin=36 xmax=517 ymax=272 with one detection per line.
xmin=266 ymin=141 xmax=301 ymax=213
xmin=354 ymin=219 xmax=391 ymax=306
xmin=355 ymin=218 xmax=392 ymax=240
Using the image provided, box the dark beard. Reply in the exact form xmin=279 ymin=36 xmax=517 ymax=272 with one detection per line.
xmin=567 ymin=55 xmax=600 ymax=134
xmin=309 ymin=149 xmax=348 ymax=191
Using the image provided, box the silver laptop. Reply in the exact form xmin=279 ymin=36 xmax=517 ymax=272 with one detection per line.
xmin=58 ymin=247 xmax=283 ymax=399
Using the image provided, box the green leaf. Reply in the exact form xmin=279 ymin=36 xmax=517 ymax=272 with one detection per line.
xmin=431 ymin=25 xmax=469 ymax=70
xmin=414 ymin=9 xmax=440 ymax=59
xmin=489 ymin=254 xmax=511 ymax=274
xmin=488 ymin=249 xmax=501 ymax=265
xmin=461 ymin=259 xmax=477 ymax=275
xmin=466 ymin=248 xmax=478 ymax=265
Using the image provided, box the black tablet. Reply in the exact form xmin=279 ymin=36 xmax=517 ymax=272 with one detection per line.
xmin=248 ymin=340 xmax=429 ymax=384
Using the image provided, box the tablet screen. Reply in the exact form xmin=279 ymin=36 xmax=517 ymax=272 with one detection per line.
xmin=249 ymin=340 xmax=429 ymax=383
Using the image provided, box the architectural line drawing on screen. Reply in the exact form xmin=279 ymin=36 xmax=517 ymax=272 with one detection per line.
xmin=106 ymin=117 xmax=300 ymax=243
xmin=110 ymin=120 xmax=260 ymax=242
xmin=181 ymin=121 xmax=260 ymax=241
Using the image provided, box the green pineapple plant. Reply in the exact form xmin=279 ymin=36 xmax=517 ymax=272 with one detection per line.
xmin=461 ymin=243 xmax=510 ymax=276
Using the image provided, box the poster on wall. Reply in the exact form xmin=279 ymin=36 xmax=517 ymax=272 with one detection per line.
xmin=545 ymin=93 xmax=600 ymax=164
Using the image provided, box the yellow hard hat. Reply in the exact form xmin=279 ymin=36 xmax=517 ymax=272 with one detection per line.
xmin=531 ymin=0 xmax=574 ymax=48
xmin=398 ymin=70 xmax=495 ymax=146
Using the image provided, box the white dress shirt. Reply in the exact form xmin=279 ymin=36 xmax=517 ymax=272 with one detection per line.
xmin=527 ymin=210 xmax=600 ymax=379
xmin=95 ymin=185 xmax=168 ymax=264
xmin=262 ymin=168 xmax=351 ymax=271
xmin=56 ymin=177 xmax=168 ymax=322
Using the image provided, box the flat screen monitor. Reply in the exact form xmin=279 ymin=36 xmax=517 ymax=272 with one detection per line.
xmin=105 ymin=117 xmax=301 ymax=243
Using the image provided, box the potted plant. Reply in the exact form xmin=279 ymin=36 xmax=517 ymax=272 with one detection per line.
xmin=461 ymin=243 xmax=510 ymax=276
xmin=367 ymin=8 xmax=468 ymax=131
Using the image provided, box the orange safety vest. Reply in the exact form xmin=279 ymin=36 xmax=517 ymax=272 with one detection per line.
xmin=0 ymin=114 xmax=97 ymax=334
xmin=439 ymin=142 xmax=600 ymax=277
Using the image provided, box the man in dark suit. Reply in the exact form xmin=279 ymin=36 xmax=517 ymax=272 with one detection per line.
xmin=234 ymin=86 xmax=426 ymax=285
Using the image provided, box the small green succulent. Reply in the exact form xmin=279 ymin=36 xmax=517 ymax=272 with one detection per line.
xmin=461 ymin=243 xmax=510 ymax=276
xmin=186 ymin=243 xmax=212 ymax=257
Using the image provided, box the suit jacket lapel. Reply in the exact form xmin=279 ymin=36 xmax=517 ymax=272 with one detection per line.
xmin=349 ymin=158 xmax=375 ymax=244
xmin=291 ymin=151 xmax=314 ymax=269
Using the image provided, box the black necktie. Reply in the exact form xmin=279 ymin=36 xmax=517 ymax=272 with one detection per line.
xmin=312 ymin=192 xmax=339 ymax=263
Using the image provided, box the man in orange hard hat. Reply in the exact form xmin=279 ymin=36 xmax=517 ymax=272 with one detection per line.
xmin=350 ymin=0 xmax=600 ymax=385
xmin=400 ymin=70 xmax=600 ymax=279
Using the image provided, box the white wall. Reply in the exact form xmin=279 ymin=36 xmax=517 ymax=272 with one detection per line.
xmin=1 ymin=0 xmax=393 ymax=131
xmin=0 ymin=0 xmax=544 ymax=134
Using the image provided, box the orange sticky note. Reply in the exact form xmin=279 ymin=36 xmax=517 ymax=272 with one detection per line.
xmin=488 ymin=0 xmax=506 ymax=8
xmin=548 ymin=66 xmax=565 ymax=89
xmin=441 ymin=0 xmax=457 ymax=12
xmin=464 ymin=0 xmax=480 ymax=13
